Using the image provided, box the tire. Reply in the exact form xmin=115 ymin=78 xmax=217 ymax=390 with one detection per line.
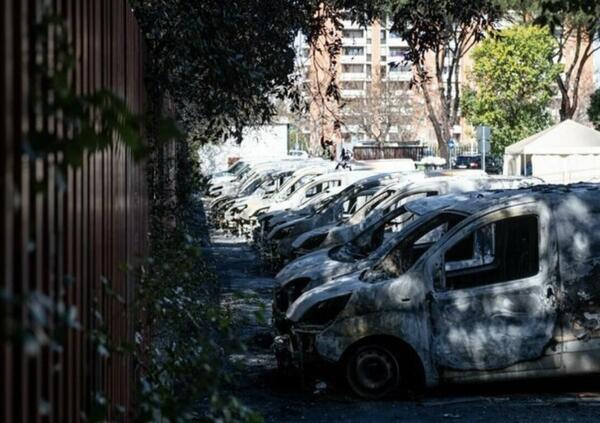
xmin=345 ymin=343 xmax=401 ymax=399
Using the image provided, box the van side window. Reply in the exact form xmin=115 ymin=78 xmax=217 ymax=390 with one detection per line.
xmin=444 ymin=215 xmax=539 ymax=290
xmin=305 ymin=180 xmax=341 ymax=198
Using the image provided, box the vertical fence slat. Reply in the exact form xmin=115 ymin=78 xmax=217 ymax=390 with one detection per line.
xmin=1 ymin=1 xmax=15 ymax=420
xmin=2 ymin=1 xmax=147 ymax=421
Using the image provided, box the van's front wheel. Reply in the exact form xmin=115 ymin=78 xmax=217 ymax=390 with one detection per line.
xmin=345 ymin=344 xmax=401 ymax=399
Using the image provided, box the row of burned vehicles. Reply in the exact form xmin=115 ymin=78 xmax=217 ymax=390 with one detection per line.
xmin=205 ymin=159 xmax=600 ymax=399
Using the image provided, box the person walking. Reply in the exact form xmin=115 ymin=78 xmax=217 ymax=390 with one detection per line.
xmin=336 ymin=147 xmax=353 ymax=170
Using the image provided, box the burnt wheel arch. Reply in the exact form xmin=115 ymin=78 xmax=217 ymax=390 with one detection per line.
xmin=340 ymin=335 xmax=425 ymax=398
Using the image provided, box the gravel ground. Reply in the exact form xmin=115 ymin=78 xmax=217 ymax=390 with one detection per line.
xmin=207 ymin=228 xmax=600 ymax=423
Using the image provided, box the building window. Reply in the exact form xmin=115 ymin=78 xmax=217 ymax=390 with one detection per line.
xmin=366 ymin=64 xmax=372 ymax=75
xmin=389 ymin=47 xmax=407 ymax=57
xmin=381 ymin=55 xmax=387 ymax=62
xmin=381 ymin=30 xmax=387 ymax=44
xmin=341 ymin=81 xmax=364 ymax=90
xmin=380 ymin=65 xmax=387 ymax=78
xmin=342 ymin=63 xmax=365 ymax=73
xmin=389 ymin=31 xmax=402 ymax=39
xmin=366 ymin=54 xmax=372 ymax=62
xmin=389 ymin=62 xmax=412 ymax=73
xmin=343 ymin=46 xmax=364 ymax=56
xmin=342 ymin=29 xmax=364 ymax=39
xmin=367 ymin=38 xmax=372 ymax=45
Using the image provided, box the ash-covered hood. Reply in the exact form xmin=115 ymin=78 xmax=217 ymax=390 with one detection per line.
xmin=275 ymin=247 xmax=357 ymax=287
xmin=291 ymin=223 xmax=337 ymax=250
xmin=286 ymin=272 xmax=366 ymax=322
xmin=267 ymin=216 xmax=310 ymax=240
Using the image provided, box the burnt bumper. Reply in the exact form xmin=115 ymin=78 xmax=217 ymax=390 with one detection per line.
xmin=273 ymin=334 xmax=296 ymax=369
xmin=272 ymin=329 xmax=323 ymax=371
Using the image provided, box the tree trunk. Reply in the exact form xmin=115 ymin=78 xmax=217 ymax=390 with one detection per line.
xmin=417 ymin=63 xmax=449 ymax=160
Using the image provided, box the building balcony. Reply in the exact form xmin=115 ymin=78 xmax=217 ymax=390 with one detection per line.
xmin=340 ymin=55 xmax=366 ymax=64
xmin=342 ymin=37 xmax=366 ymax=46
xmin=340 ymin=89 xmax=366 ymax=98
xmin=340 ymin=72 xmax=367 ymax=81
xmin=387 ymin=37 xmax=409 ymax=47
xmin=387 ymin=71 xmax=413 ymax=81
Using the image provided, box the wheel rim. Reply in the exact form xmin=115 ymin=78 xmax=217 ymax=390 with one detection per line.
xmin=347 ymin=345 xmax=400 ymax=398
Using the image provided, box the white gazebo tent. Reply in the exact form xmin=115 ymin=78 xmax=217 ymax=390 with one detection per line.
xmin=503 ymin=119 xmax=600 ymax=183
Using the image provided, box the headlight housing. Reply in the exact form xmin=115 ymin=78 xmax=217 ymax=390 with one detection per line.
xmin=299 ymin=294 xmax=351 ymax=326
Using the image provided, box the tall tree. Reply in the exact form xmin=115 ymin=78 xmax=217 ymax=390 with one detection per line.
xmin=462 ymin=25 xmax=563 ymax=151
xmin=504 ymin=0 xmax=600 ymax=120
xmin=388 ymin=0 xmax=503 ymax=157
xmin=538 ymin=0 xmax=600 ymax=20
xmin=340 ymin=81 xmax=426 ymax=145
xmin=544 ymin=9 xmax=600 ymax=120
xmin=130 ymin=1 xmax=383 ymax=144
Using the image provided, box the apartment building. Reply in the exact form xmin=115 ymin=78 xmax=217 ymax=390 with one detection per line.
xmin=293 ymin=18 xmax=600 ymax=154
xmin=294 ymin=18 xmax=456 ymax=152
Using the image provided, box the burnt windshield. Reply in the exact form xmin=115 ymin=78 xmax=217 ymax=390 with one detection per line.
xmin=329 ymin=205 xmax=415 ymax=263
xmin=352 ymin=205 xmax=415 ymax=256
xmin=347 ymin=189 xmax=395 ymax=223
xmin=361 ymin=211 xmax=467 ymax=282
xmin=241 ymin=176 xmax=269 ymax=196
xmin=314 ymin=185 xmax=348 ymax=212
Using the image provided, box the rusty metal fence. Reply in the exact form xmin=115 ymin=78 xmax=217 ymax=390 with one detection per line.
xmin=1 ymin=1 xmax=147 ymax=421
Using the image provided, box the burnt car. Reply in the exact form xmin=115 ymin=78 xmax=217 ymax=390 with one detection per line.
xmin=254 ymin=172 xmax=382 ymax=261
xmin=275 ymin=183 xmax=600 ymax=398
xmin=288 ymin=176 xmax=539 ymax=259
xmin=267 ymin=172 xmax=419 ymax=262
xmin=210 ymin=168 xmax=294 ymax=228
xmin=276 ymin=177 xmax=542 ymax=316
xmin=222 ymin=164 xmax=337 ymax=235
xmin=272 ymin=190 xmax=497 ymax=332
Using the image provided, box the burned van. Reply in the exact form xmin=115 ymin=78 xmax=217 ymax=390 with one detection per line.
xmin=275 ymin=184 xmax=600 ymax=399
xmin=272 ymin=190 xmax=496 ymax=330
xmin=288 ymin=176 xmax=540 ymax=259
xmin=266 ymin=172 xmax=416 ymax=262
xmin=274 ymin=177 xmax=541 ymax=321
